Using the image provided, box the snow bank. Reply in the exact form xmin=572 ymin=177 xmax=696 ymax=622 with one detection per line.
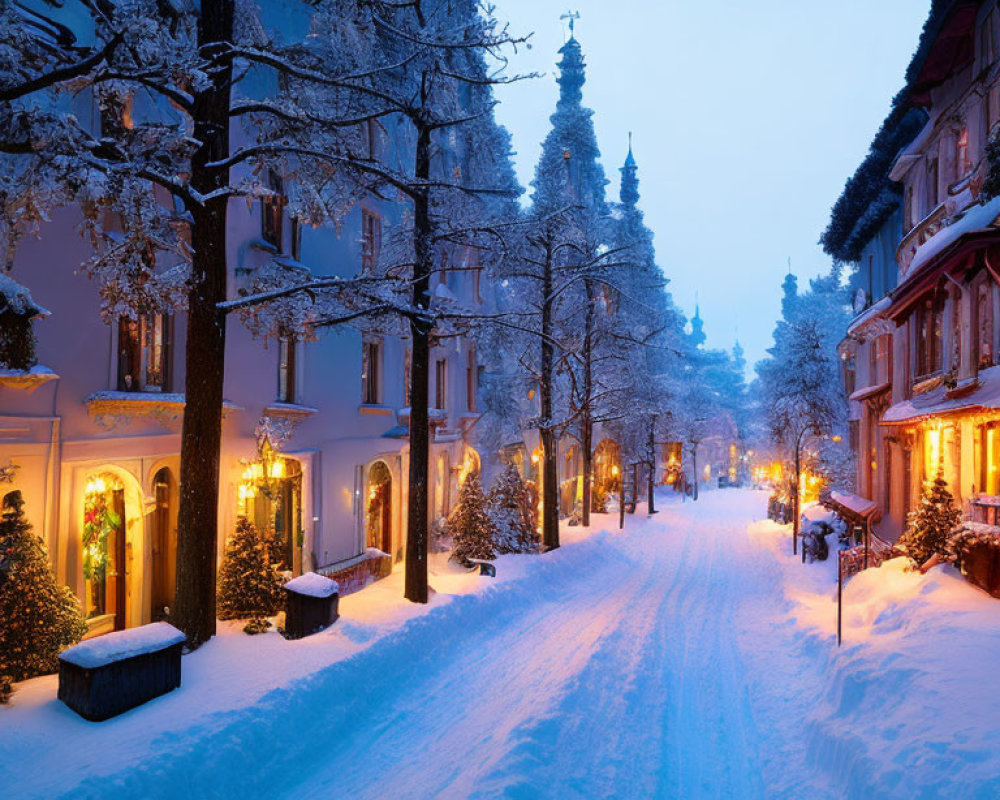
xmin=284 ymin=572 xmax=339 ymax=598
xmin=744 ymin=515 xmax=1000 ymax=799
xmin=60 ymin=623 xmax=186 ymax=669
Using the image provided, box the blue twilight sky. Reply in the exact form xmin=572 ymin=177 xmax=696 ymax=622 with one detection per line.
xmin=492 ymin=0 xmax=930 ymax=370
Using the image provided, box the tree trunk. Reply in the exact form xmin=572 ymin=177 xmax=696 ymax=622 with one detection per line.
xmin=405 ymin=123 xmax=433 ymax=603
xmin=580 ymin=284 xmax=595 ymax=527
xmin=793 ymin=441 xmax=801 ymax=556
xmin=691 ymin=446 xmax=699 ymax=501
xmin=539 ymin=238 xmax=559 ymax=550
xmin=647 ymin=416 xmax=657 ymax=514
xmin=581 ymin=415 xmax=593 ymax=525
xmin=171 ymin=0 xmax=234 ymax=648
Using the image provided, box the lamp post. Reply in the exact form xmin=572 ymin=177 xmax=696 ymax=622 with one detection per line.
xmin=792 ymin=424 xmax=821 ymax=557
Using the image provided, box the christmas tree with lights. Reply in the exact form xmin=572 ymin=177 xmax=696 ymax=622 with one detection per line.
xmin=450 ymin=474 xmax=498 ymax=567
xmin=899 ymin=470 xmax=963 ymax=566
xmin=0 ymin=491 xmax=86 ymax=685
xmin=217 ymin=517 xmax=283 ymax=633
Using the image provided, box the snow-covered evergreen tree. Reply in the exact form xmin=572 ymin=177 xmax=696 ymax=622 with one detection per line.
xmin=217 ymin=517 xmax=283 ymax=633
xmin=487 ymin=464 xmax=540 ymax=554
xmin=449 ymin=474 xmax=497 ymax=568
xmin=899 ymin=471 xmax=963 ymax=567
xmin=0 ymin=491 xmax=86 ymax=683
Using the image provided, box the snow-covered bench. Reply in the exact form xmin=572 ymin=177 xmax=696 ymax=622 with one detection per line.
xmin=282 ymin=572 xmax=340 ymax=639
xmin=58 ymin=622 xmax=185 ymax=721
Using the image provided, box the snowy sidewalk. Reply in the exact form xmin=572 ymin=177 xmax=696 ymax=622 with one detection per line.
xmin=4 ymin=489 xmax=1000 ymax=799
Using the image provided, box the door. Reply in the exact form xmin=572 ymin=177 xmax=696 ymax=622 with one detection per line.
xmin=150 ymin=469 xmax=175 ymax=620
xmin=109 ymin=488 xmax=127 ymax=631
xmin=379 ymin=481 xmax=392 ymax=554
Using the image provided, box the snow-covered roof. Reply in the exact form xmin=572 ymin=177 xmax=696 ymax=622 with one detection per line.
xmin=284 ymin=571 xmax=339 ymax=598
xmin=828 ymin=490 xmax=879 ymax=518
xmin=60 ymin=622 xmax=185 ymax=669
xmin=0 ymin=273 xmax=50 ymax=318
xmin=883 ymin=365 xmax=1000 ymax=425
xmin=901 ymin=195 xmax=1000 ymax=286
xmin=849 ymin=381 xmax=891 ymax=403
xmin=846 ymin=296 xmax=892 ymax=336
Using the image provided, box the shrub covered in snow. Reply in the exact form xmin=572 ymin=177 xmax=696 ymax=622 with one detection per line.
xmin=487 ymin=464 xmax=540 ymax=554
xmin=899 ymin=471 xmax=963 ymax=567
xmin=449 ymin=474 xmax=497 ymax=568
xmin=217 ymin=517 xmax=284 ymax=633
xmin=0 ymin=490 xmax=86 ymax=683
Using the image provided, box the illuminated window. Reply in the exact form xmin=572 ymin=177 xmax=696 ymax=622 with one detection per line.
xmin=118 ymin=314 xmax=170 ymax=392
xmin=981 ymin=425 xmax=1000 ymax=495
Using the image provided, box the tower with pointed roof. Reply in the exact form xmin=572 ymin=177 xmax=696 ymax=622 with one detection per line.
xmin=688 ymin=303 xmax=707 ymax=349
xmin=620 ymin=133 xmax=640 ymax=210
xmin=530 ymin=26 xmax=608 ymax=215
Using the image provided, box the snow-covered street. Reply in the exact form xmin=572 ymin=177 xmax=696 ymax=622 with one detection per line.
xmin=4 ymin=489 xmax=1000 ymax=799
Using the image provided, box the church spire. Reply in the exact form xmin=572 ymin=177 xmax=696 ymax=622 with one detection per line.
xmin=620 ymin=132 xmax=639 ymax=209
xmin=556 ymin=31 xmax=586 ymax=109
xmin=689 ymin=300 xmax=706 ymax=349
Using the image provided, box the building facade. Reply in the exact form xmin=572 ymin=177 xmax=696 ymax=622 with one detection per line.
xmin=831 ymin=0 xmax=1000 ymax=540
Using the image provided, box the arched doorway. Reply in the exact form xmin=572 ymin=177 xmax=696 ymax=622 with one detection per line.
xmin=240 ymin=455 xmax=303 ymax=572
xmin=82 ymin=472 xmax=128 ymax=631
xmin=366 ymin=461 xmax=392 ymax=555
xmin=592 ymin=439 xmax=621 ymax=513
xmin=149 ymin=467 xmax=176 ymax=621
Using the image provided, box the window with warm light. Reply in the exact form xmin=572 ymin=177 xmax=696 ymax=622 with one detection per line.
xmin=981 ymin=424 xmax=1000 ymax=495
xmin=118 ymin=314 xmax=170 ymax=392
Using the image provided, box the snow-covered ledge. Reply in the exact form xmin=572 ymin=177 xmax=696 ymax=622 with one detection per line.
xmin=0 ymin=365 xmax=59 ymax=392
xmin=85 ymin=391 xmax=242 ymax=427
xmin=262 ymin=402 xmax=318 ymax=421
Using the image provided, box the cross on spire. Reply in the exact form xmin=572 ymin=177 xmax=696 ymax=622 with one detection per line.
xmin=561 ymin=10 xmax=580 ymax=39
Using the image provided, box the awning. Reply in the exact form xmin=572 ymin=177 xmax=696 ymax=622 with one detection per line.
xmin=882 ymin=365 xmax=1000 ymax=426
xmin=822 ymin=490 xmax=880 ymax=526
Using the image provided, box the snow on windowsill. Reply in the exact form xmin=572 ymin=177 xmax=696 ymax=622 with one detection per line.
xmin=0 ymin=364 xmax=59 ymax=392
xmin=284 ymin=571 xmax=339 ymax=598
xmin=60 ymin=622 xmax=186 ymax=669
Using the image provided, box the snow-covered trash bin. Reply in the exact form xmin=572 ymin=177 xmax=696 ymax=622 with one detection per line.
xmin=469 ymin=558 xmax=496 ymax=577
xmin=57 ymin=622 xmax=185 ymax=721
xmin=282 ymin=572 xmax=339 ymax=639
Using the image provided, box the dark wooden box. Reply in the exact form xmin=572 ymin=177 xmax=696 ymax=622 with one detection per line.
xmin=284 ymin=586 xmax=339 ymax=639
xmin=962 ymin=542 xmax=1000 ymax=598
xmin=58 ymin=642 xmax=183 ymax=722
